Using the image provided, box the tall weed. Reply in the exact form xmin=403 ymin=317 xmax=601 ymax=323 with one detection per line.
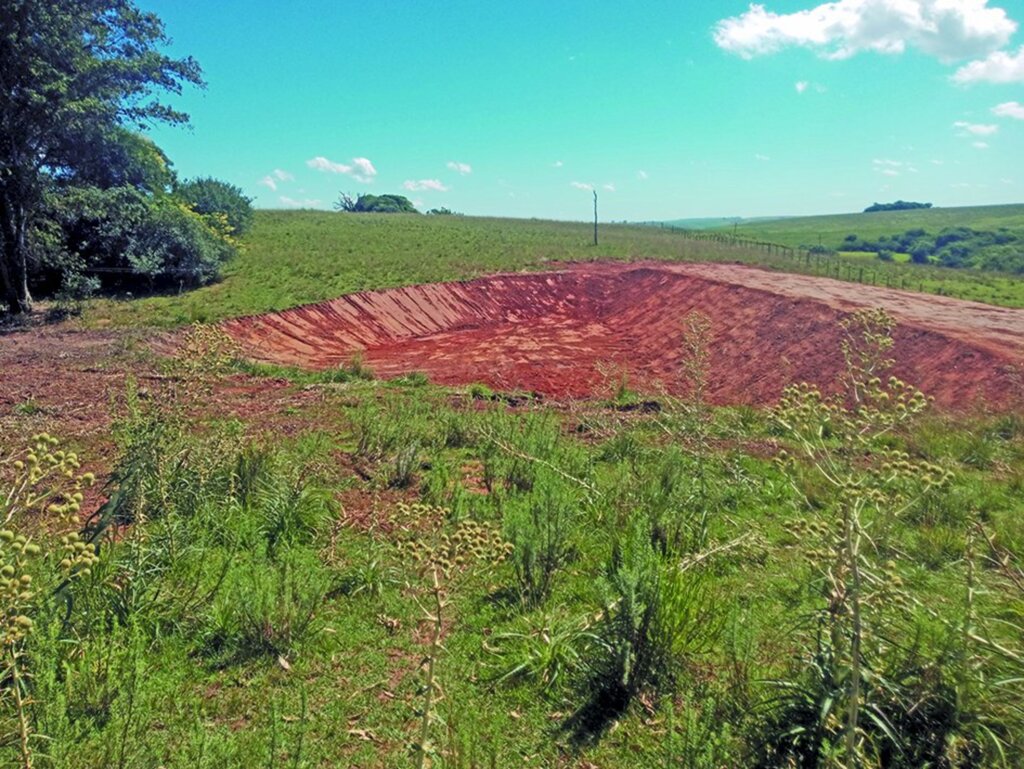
xmin=584 ymin=524 xmax=720 ymax=720
xmin=502 ymin=474 xmax=580 ymax=608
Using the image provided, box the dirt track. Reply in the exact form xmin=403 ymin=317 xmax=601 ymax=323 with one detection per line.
xmin=222 ymin=262 xmax=1024 ymax=408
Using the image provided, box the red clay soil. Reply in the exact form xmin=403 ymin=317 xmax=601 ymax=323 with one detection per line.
xmin=222 ymin=262 xmax=1024 ymax=409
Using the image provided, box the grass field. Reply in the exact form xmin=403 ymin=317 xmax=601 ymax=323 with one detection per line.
xmin=81 ymin=209 xmax=1024 ymax=328
xmin=81 ymin=213 xmax=759 ymax=327
xmin=723 ymin=203 xmax=1024 ymax=248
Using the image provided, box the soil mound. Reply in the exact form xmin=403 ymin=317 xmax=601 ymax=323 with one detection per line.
xmin=222 ymin=262 xmax=1024 ymax=408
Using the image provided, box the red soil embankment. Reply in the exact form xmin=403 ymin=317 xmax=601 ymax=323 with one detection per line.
xmin=222 ymin=262 xmax=1024 ymax=408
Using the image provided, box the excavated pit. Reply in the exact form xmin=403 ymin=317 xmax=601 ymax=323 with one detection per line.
xmin=222 ymin=262 xmax=1024 ymax=408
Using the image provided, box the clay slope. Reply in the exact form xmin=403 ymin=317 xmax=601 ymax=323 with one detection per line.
xmin=222 ymin=262 xmax=1024 ymax=408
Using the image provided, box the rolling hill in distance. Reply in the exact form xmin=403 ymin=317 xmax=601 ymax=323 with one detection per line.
xmin=656 ymin=203 xmax=1024 ymax=249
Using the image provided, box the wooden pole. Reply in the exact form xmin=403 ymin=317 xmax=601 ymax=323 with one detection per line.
xmin=593 ymin=191 xmax=598 ymax=246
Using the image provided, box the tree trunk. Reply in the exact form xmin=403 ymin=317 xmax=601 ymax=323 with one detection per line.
xmin=0 ymin=191 xmax=32 ymax=315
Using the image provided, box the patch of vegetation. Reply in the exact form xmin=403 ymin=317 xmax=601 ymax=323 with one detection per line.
xmin=843 ymin=226 xmax=1024 ymax=273
xmin=78 ymin=210 xmax=1024 ymax=329
xmin=334 ymin=192 xmax=419 ymax=213
xmin=727 ymin=204 xmax=1024 ymax=248
xmin=175 ymin=177 xmax=255 ymax=237
xmin=0 ymin=2 xmax=246 ymax=315
xmin=4 ymin=313 xmax=1024 ymax=767
xmin=233 ymin=358 xmax=375 ymax=385
xmin=864 ymin=200 xmax=933 ymax=213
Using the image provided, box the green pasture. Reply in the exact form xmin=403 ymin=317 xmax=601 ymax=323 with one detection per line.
xmin=725 ymin=203 xmax=1024 ymax=248
xmin=80 ymin=209 xmax=1024 ymax=328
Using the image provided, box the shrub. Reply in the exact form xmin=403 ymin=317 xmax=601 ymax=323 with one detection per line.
xmin=38 ymin=186 xmax=236 ymax=294
xmin=503 ymin=477 xmax=580 ymax=608
xmin=175 ymin=177 xmax=255 ymax=236
xmin=203 ymin=549 xmax=333 ymax=662
xmin=335 ymin=192 xmax=418 ymax=213
xmin=587 ymin=524 xmax=720 ymax=714
xmin=487 ymin=610 xmax=598 ymax=694
xmin=761 ymin=309 xmax=998 ymax=766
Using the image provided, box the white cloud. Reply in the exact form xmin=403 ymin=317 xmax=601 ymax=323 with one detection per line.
xmin=259 ymin=168 xmax=295 ymax=191
xmin=553 ymin=160 xmax=564 ymax=168
xmin=872 ymin=158 xmax=919 ymax=175
xmin=954 ymin=120 xmax=999 ymax=135
xmin=403 ymin=179 xmax=449 ymax=192
xmin=279 ymin=196 xmax=321 ymax=208
xmin=973 ymin=141 xmax=990 ymax=148
xmin=755 ymin=153 xmax=771 ymax=161
xmin=953 ymin=45 xmax=1024 ymax=83
xmin=570 ymin=181 xmax=593 ymax=190
xmin=993 ymin=100 xmax=1024 ymax=119
xmin=636 ymin=169 xmax=649 ymax=179
xmin=715 ymin=1 xmax=1017 ymax=62
xmin=602 ymin=183 xmax=616 ymax=192
xmin=351 ymin=157 xmax=377 ymax=181
xmin=306 ymin=156 xmax=377 ymax=183
xmin=446 ymin=161 xmax=472 ymax=175
xmin=796 ymin=79 xmax=828 ymax=93
xmin=307 ymin=156 xmax=349 ymax=174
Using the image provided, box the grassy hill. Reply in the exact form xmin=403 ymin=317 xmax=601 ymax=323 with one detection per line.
xmin=723 ymin=203 xmax=1024 ymax=249
xmin=81 ymin=212 xmax=759 ymax=327
xmin=81 ymin=210 xmax=1024 ymax=328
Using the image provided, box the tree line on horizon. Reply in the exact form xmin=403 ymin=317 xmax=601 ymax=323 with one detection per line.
xmin=863 ymin=200 xmax=933 ymax=213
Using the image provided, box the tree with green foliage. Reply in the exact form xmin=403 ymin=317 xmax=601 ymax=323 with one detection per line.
xmin=0 ymin=0 xmax=203 ymax=314
xmin=334 ymin=192 xmax=419 ymax=214
xmin=176 ymin=177 xmax=254 ymax=237
xmin=842 ymin=225 xmax=1024 ymax=273
xmin=863 ymin=201 xmax=932 ymax=213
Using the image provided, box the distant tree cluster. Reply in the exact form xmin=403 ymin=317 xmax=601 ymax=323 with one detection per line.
xmin=842 ymin=227 xmax=1023 ymax=272
xmin=426 ymin=207 xmax=461 ymax=216
xmin=334 ymin=193 xmax=419 ymax=213
xmin=0 ymin=1 xmax=249 ymax=314
xmin=863 ymin=201 xmax=933 ymax=213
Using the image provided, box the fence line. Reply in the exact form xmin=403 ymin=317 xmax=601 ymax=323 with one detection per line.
xmin=649 ymin=223 xmax=959 ymax=300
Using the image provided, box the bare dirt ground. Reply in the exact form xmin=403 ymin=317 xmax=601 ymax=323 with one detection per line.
xmin=3 ymin=260 xmax=1022 ymax=521
xmin=223 ymin=262 xmax=1024 ymax=409
xmin=0 ymin=324 xmax=329 ymax=518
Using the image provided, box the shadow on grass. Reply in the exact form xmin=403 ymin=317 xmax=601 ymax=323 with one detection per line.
xmin=559 ymin=680 xmax=631 ymax=748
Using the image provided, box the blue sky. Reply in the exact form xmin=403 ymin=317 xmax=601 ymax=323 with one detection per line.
xmin=138 ymin=0 xmax=1024 ymax=221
